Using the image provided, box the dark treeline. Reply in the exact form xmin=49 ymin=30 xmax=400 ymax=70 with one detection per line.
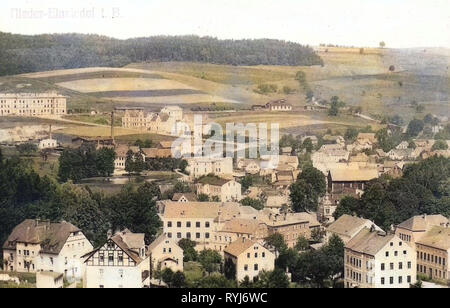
xmin=58 ymin=145 xmax=116 ymax=183
xmin=0 ymin=150 xmax=162 ymax=260
xmin=0 ymin=32 xmax=323 ymax=76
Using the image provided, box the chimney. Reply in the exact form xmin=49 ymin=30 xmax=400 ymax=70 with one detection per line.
xmin=49 ymin=125 xmax=52 ymax=140
xmin=111 ymin=111 xmax=115 ymax=145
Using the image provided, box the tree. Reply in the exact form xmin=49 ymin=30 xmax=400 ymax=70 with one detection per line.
xmin=224 ymin=258 xmax=236 ymax=280
xmin=16 ymin=143 xmax=38 ymax=156
xmin=240 ymin=175 xmax=254 ymax=193
xmin=172 ymin=271 xmax=186 ymax=288
xmin=178 ymin=239 xmax=198 ymax=262
xmin=198 ymin=249 xmax=222 ymax=275
xmin=107 ymin=183 xmax=162 ymax=244
xmin=311 ymin=228 xmax=326 ymax=243
xmin=195 ymin=275 xmax=236 ymax=288
xmin=333 ymin=196 xmax=360 ymax=220
xmin=345 ymin=128 xmax=359 ymax=142
xmin=302 ymin=138 xmax=313 ymax=153
xmin=197 ymin=193 xmax=210 ymax=202
xmin=295 ymin=236 xmax=310 ymax=251
xmin=255 ymin=269 xmax=290 ymax=288
xmin=240 ymin=197 xmax=265 ymax=210
xmin=432 ymin=140 xmax=448 ymax=151
xmin=406 ymin=119 xmax=425 ymax=138
xmin=264 ymin=233 xmax=288 ymax=256
xmin=161 ymin=268 xmax=174 ymax=287
xmin=379 ymin=41 xmax=386 ymax=48
xmin=125 ymin=150 xmax=135 ymax=174
xmin=290 ymin=166 xmax=326 ymax=212
xmin=95 ymin=148 xmax=116 ymax=177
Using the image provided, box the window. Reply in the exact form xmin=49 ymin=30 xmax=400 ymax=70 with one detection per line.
xmin=247 ymin=253 xmax=250 ymax=258
xmin=390 ymin=263 xmax=394 ymax=270
xmin=196 ymin=233 xmax=200 ymax=239
xmin=254 ymin=264 xmax=259 ymax=271
xmin=244 ymin=265 xmax=248 ymax=271
xmin=394 ymin=251 xmax=398 ymax=257
xmin=407 ymin=276 xmax=411 ymax=283
xmin=177 ymin=233 xmax=182 ymax=239
xmin=167 ymin=221 xmax=172 ymax=228
xmin=186 ymin=222 xmax=191 ymax=228
xmin=196 ymin=222 xmax=201 ymax=228
xmin=399 ymin=262 xmax=403 ymax=270
xmin=385 ymin=251 xmax=389 ymax=257
xmin=407 ymin=261 xmax=411 ymax=269
xmin=177 ymin=222 xmax=182 ymax=228
xmin=390 ymin=277 xmax=394 ymax=285
xmin=205 ymin=222 xmax=210 ymax=228
xmin=398 ymin=276 xmax=403 ymax=284
xmin=168 ymin=233 xmax=172 ymax=238
xmin=187 ymin=232 xmax=191 ymax=239
xmin=255 ymin=253 xmax=258 ymax=258
xmin=205 ymin=233 xmax=210 ymax=239
xmin=381 ymin=263 xmax=385 ymax=271
xmin=262 ymin=252 xmax=265 ymax=258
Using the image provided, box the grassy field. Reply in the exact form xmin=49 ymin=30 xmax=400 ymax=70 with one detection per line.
xmin=2 ymin=47 xmax=447 ymax=138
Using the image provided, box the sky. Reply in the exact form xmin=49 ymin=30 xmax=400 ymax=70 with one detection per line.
xmin=1 ymin=0 xmax=449 ymax=48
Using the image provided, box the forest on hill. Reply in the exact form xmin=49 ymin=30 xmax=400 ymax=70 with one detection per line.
xmin=0 ymin=32 xmax=323 ymax=76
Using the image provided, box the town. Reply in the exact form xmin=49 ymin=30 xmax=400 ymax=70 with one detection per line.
xmin=0 ymin=89 xmax=449 ymax=289
xmin=0 ymin=0 xmax=449 ymax=291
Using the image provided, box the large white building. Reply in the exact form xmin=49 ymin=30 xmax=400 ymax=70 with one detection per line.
xmin=186 ymin=157 xmax=234 ymax=179
xmin=2 ymin=219 xmax=93 ymax=282
xmin=0 ymin=92 xmax=67 ymax=117
xmin=83 ymin=229 xmax=146 ymax=288
xmin=344 ymin=227 xmax=416 ymax=288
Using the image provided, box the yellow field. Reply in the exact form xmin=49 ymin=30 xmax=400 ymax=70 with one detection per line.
xmin=56 ymin=78 xmax=195 ymax=93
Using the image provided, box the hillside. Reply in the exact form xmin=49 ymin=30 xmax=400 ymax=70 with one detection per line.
xmin=0 ymin=32 xmax=323 ymax=76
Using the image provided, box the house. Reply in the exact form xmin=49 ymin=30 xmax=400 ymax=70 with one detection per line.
xmin=144 ymin=234 xmax=184 ymax=273
xmin=357 ymin=133 xmax=377 ymax=144
xmin=261 ymin=212 xmax=320 ymax=248
xmin=380 ymin=161 xmax=404 ymax=178
xmin=122 ymin=106 xmax=184 ymax=135
xmin=265 ymin=99 xmax=292 ymax=112
xmin=396 ymin=141 xmax=409 ymax=150
xmin=237 ymin=159 xmax=261 ymax=175
xmin=395 ymin=214 xmax=449 ymax=248
xmin=326 ymin=214 xmax=383 ymax=244
xmin=327 ymin=168 xmax=379 ymax=193
xmin=196 ymin=176 xmax=242 ymax=202
xmin=387 ymin=149 xmax=414 ymax=161
xmin=224 ymin=238 xmax=275 ymax=283
xmin=172 ymin=193 xmax=198 ymax=203
xmin=0 ymin=92 xmax=67 ymax=117
xmin=281 ymin=147 xmax=293 ymax=155
xmin=278 ymin=155 xmax=299 ymax=170
xmin=349 ymin=153 xmax=370 ymax=163
xmin=36 ymin=271 xmax=64 ymax=289
xmin=114 ymin=144 xmax=143 ymax=174
xmin=186 ymin=157 xmax=234 ymax=179
xmin=214 ymin=218 xmax=268 ymax=253
xmin=38 ymin=138 xmax=58 ymax=150
xmin=344 ymin=227 xmax=416 ymax=288
xmin=83 ymin=229 xmax=146 ymax=288
xmin=160 ymin=201 xmax=239 ymax=250
xmin=416 ymin=226 xmax=450 ymax=283
xmin=2 ymin=219 xmax=93 ymax=282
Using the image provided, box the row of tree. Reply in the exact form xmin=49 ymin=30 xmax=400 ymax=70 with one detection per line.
xmin=0 ymin=150 xmax=162 ymax=256
xmin=58 ymin=145 xmax=116 ymax=182
xmin=0 ymin=32 xmax=323 ymax=75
